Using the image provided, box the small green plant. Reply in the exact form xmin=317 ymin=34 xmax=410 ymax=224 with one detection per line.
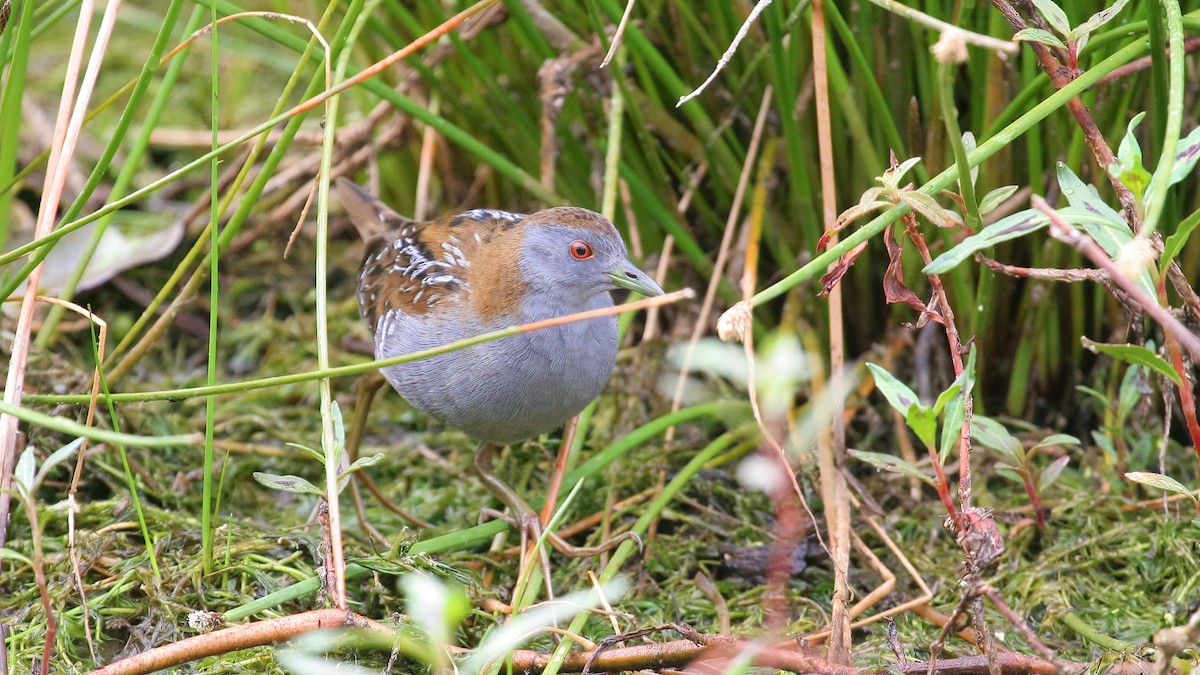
xmin=970 ymin=417 xmax=1077 ymax=528
xmin=1014 ymin=0 xmax=1131 ymax=70
xmin=852 ymin=355 xmax=973 ymax=520
xmin=1124 ymin=471 xmax=1200 ymax=519
xmin=253 ymin=402 xmax=384 ymax=498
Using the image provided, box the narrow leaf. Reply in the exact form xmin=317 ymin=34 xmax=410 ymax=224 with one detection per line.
xmin=903 ymin=191 xmax=959 ymax=227
xmin=34 ymin=437 xmax=85 ymax=489
xmin=849 ymin=449 xmax=936 ymax=486
xmin=1013 ymin=27 xmax=1066 ymax=50
xmin=978 ymin=185 xmax=1019 ymax=215
xmin=866 ymin=363 xmax=921 ymax=416
xmin=1037 ymin=456 xmax=1071 ymax=493
xmin=940 ymin=394 xmax=965 ymax=464
xmin=253 ymin=472 xmax=324 ymax=496
xmin=1111 ymin=112 xmax=1150 ymax=199
xmin=932 ymin=374 xmax=966 ymax=417
xmin=1031 ymin=434 xmax=1081 ymax=451
xmin=14 ymin=448 xmax=35 ymax=494
xmin=1167 ymin=125 xmax=1200 ymax=187
xmin=1161 ymin=209 xmax=1200 ymax=270
xmin=972 ymin=415 xmax=1025 ymax=465
xmin=881 ymin=156 xmax=923 ymax=189
xmin=962 ymin=132 xmax=979 ymax=188
xmin=939 ymin=347 xmax=976 ymax=463
xmin=906 ymin=406 xmax=938 ymax=450
xmin=1077 ymin=0 xmax=1130 ymax=37
xmin=1081 ymin=338 xmax=1182 ymax=385
xmin=924 ymin=209 xmax=1048 ymax=273
xmin=286 ymin=442 xmax=325 ymax=464
xmin=1031 ymin=0 xmax=1070 ymax=36
xmin=342 ymin=452 xmax=386 ymax=476
xmin=1125 ymin=472 xmax=1197 ymax=502
xmin=1057 ymin=163 xmax=1130 ymax=253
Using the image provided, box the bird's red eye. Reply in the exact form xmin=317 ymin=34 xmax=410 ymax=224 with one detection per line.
xmin=569 ymin=240 xmax=594 ymax=260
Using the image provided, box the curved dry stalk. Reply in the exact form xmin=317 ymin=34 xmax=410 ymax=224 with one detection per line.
xmin=0 ymin=2 xmax=118 ymax=630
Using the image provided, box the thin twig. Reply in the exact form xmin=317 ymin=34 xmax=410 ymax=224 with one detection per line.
xmin=872 ymin=0 xmax=1018 ymax=53
xmin=1033 ymin=196 xmax=1200 ymax=360
xmin=677 ymin=0 xmax=772 ymax=106
xmin=810 ymin=0 xmax=852 ymax=660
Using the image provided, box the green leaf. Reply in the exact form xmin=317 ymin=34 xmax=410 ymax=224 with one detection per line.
xmin=1031 ymin=0 xmax=1070 ymax=35
xmin=903 ymin=190 xmax=959 ymax=227
xmin=1057 ymin=163 xmax=1130 ymax=252
xmin=1031 ymin=434 xmax=1081 ymax=451
xmin=906 ymin=405 xmax=938 ymax=450
xmin=938 ymin=348 xmax=975 ymax=463
xmin=1081 ymin=338 xmax=1182 ymax=385
xmin=932 ymin=372 xmax=967 ymax=417
xmin=14 ymin=447 xmax=35 ymax=495
xmin=0 ymin=548 xmax=33 ymax=566
xmin=327 ymin=401 xmax=346 ymax=467
xmin=924 ymin=209 xmax=1048 ymax=273
xmin=962 ymin=132 xmax=979 ymax=188
xmin=253 ymin=472 xmax=324 ymax=496
xmin=1091 ymin=432 xmax=1116 ymax=461
xmin=1125 ymin=472 xmax=1198 ymax=502
xmin=879 ymin=156 xmax=923 ymax=190
xmin=972 ymin=415 xmax=1025 ymax=465
xmin=401 ymin=574 xmax=472 ymax=651
xmin=34 ymin=437 xmax=85 ymax=489
xmin=1160 ymin=208 xmax=1200 ymax=272
xmin=1116 ymin=361 xmax=1145 ymax=421
xmin=342 ymin=452 xmax=386 ymax=476
xmin=977 ymin=185 xmax=1019 ymax=215
xmin=287 ymin=442 xmax=325 ymax=464
xmin=866 ymin=363 xmax=922 ymax=416
xmin=1110 ymin=112 xmax=1150 ymax=200
xmin=849 ymin=449 xmax=935 ymax=486
xmin=1167 ymin=125 xmax=1200 ymax=187
xmin=1075 ymin=385 xmax=1108 ymax=406
xmin=940 ymin=394 xmax=964 ymax=464
xmin=1013 ymin=27 xmax=1066 ymax=50
xmin=1037 ymin=455 xmax=1070 ymax=493
xmin=994 ymin=467 xmax=1026 ymax=486
xmin=1075 ymin=0 xmax=1130 ymax=39
xmin=1056 ymin=164 xmax=1158 ymax=299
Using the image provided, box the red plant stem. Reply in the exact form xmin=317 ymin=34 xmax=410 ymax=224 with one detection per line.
xmin=904 ymin=214 xmax=971 ymax=516
xmin=990 ymin=1 xmax=1138 ymax=222
xmin=927 ymin=443 xmax=960 ymax=518
xmin=1166 ymin=338 xmax=1200 ymax=462
xmin=1160 ymin=283 xmax=1200 ymax=461
xmin=1020 ymin=472 xmax=1047 ymax=529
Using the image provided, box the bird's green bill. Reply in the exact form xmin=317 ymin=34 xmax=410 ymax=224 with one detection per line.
xmin=607 ymin=267 xmax=665 ymax=297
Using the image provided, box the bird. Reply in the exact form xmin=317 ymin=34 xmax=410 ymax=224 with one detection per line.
xmin=336 ymin=178 xmax=664 ymax=555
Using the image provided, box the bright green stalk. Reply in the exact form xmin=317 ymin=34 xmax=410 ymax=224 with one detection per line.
xmin=0 ymin=0 xmax=34 ymax=252
xmin=1140 ymin=0 xmax=1184 ymax=237
xmin=35 ymin=0 xmax=188 ymax=346
xmin=202 ymin=0 xmax=220 ymax=576
xmin=746 ymin=35 xmax=1151 ymax=310
xmin=90 ymin=324 xmax=161 ymax=578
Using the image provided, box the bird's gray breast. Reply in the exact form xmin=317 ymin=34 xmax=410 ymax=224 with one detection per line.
xmin=375 ymin=295 xmax=619 ymax=444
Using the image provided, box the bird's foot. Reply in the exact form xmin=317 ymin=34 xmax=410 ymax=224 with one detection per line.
xmin=478 ymin=506 xmax=642 ymax=558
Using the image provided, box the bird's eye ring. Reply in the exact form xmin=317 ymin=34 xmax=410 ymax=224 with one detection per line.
xmin=569 ymin=240 xmax=594 ymax=260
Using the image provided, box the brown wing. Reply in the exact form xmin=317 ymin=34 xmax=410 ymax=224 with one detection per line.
xmin=337 ymin=179 xmax=526 ymax=332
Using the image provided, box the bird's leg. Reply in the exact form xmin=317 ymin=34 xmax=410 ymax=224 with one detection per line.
xmin=475 ymin=441 xmax=543 ymax=536
xmin=348 ymin=372 xmax=431 ymax=530
xmin=474 ymin=442 xmax=643 ymax=558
